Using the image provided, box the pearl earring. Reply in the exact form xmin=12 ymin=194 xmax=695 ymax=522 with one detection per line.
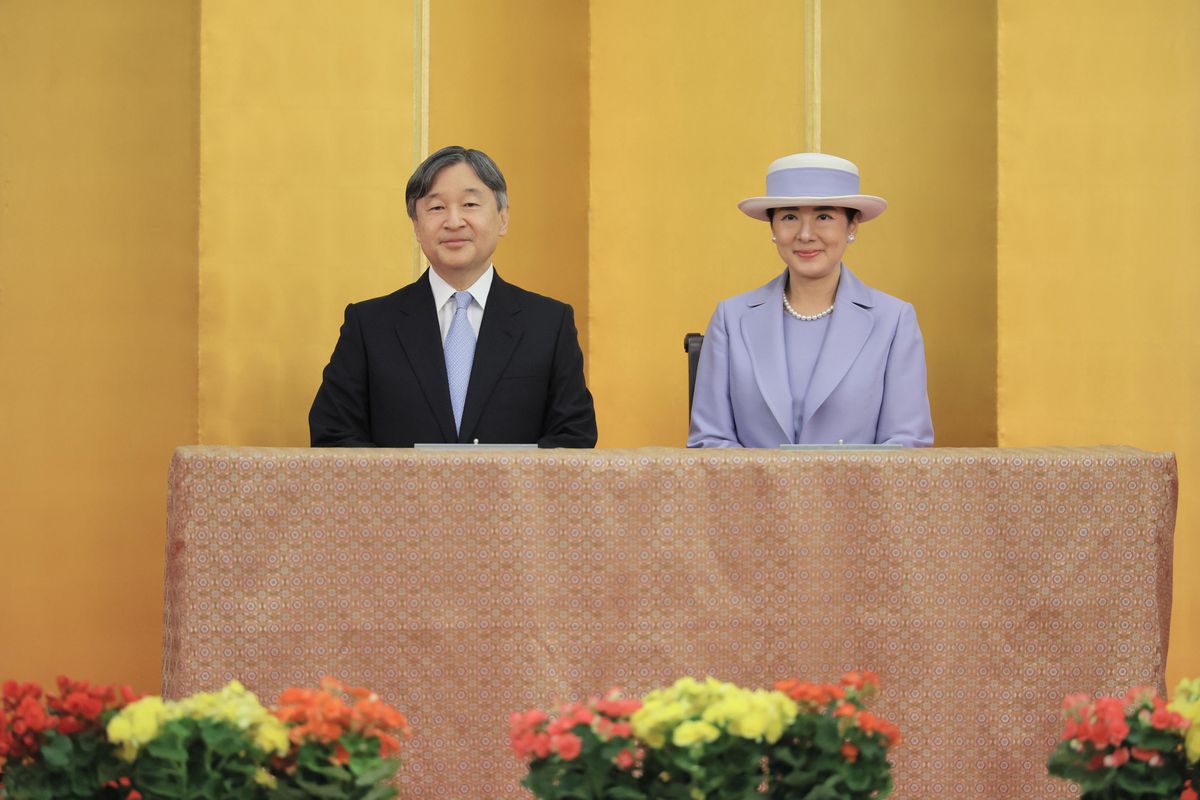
xmin=772 ymin=235 xmax=777 ymax=242
xmin=848 ymin=233 xmax=856 ymax=242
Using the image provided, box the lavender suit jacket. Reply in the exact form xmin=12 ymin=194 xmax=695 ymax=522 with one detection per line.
xmin=688 ymin=265 xmax=934 ymax=448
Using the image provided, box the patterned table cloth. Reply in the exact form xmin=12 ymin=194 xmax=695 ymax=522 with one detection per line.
xmin=163 ymin=445 xmax=1176 ymax=799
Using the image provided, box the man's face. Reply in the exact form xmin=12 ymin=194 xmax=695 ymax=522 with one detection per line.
xmin=411 ymin=161 xmax=509 ymax=287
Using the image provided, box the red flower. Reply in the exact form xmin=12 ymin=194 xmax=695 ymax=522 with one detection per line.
xmin=551 ymin=732 xmax=582 ymax=761
xmin=1181 ymin=781 xmax=1197 ymax=800
xmin=840 ymin=741 xmax=859 ymax=762
xmin=613 ymin=748 xmax=635 ymax=769
xmin=1151 ymin=705 xmax=1186 ymax=731
xmin=1130 ymin=747 xmax=1164 ymax=766
xmin=594 ymin=690 xmax=642 ymax=719
xmin=1103 ymin=747 xmax=1130 ymax=768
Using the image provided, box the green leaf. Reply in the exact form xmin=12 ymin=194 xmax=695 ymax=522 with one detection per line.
xmin=357 ymin=783 xmax=399 ymax=800
xmin=352 ymin=757 xmax=398 ymax=786
xmin=291 ymin=775 xmax=353 ymax=798
xmin=812 ymin=723 xmax=841 ymax=754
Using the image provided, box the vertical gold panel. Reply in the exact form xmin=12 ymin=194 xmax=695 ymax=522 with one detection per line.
xmin=199 ymin=1 xmax=418 ymax=445
xmin=822 ymin=1 xmax=999 ymax=447
xmin=998 ymin=0 xmax=1200 ymax=682
xmin=428 ymin=0 xmax=591 ymax=356
xmin=0 ymin=1 xmax=199 ymax=690
xmin=590 ymin=0 xmax=806 ymax=446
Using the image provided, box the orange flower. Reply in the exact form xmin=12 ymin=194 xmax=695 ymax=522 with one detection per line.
xmin=856 ymin=710 xmax=902 ymax=747
xmin=840 ymin=671 xmax=880 ymax=692
xmin=774 ymin=678 xmax=844 ymax=707
xmin=840 ymin=741 xmax=859 ymax=762
xmin=274 ymin=677 xmax=410 ymax=764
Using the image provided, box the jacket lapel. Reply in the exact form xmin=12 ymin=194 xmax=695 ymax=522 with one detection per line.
xmin=457 ymin=273 xmax=523 ymax=442
xmin=802 ymin=265 xmax=875 ymax=427
xmin=392 ymin=271 xmax=458 ymax=442
xmin=739 ymin=273 xmax=794 ymax=442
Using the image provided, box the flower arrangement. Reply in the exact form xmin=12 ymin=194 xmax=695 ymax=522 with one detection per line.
xmin=106 ymin=680 xmax=291 ymax=799
xmin=1 ymin=676 xmax=409 ymax=800
xmin=635 ymin=676 xmax=799 ymax=799
xmin=0 ymin=677 xmax=139 ymax=800
xmin=1047 ymin=679 xmax=1200 ymax=799
xmin=509 ymin=689 xmax=644 ymax=800
xmin=270 ymin=676 xmax=412 ymax=799
xmin=770 ymin=671 xmax=900 ymax=799
xmin=511 ymin=673 xmax=900 ymax=800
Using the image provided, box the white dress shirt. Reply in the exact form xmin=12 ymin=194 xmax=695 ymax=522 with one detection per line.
xmin=428 ymin=266 xmax=494 ymax=343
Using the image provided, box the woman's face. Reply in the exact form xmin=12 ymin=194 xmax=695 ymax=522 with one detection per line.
xmin=770 ymin=205 xmax=857 ymax=283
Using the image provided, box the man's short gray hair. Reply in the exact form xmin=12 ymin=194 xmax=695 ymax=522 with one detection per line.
xmin=405 ymin=146 xmax=508 ymax=219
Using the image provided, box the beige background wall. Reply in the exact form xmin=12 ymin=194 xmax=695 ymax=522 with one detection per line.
xmin=1 ymin=0 xmax=1196 ymax=691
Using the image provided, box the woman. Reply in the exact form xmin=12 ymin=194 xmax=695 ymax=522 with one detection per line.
xmin=688 ymin=153 xmax=933 ymax=448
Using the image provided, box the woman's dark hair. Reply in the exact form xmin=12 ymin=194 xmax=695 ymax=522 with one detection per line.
xmin=766 ymin=206 xmax=859 ymax=223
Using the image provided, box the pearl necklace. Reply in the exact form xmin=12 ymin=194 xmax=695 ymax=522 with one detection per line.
xmin=783 ymin=294 xmax=834 ymax=321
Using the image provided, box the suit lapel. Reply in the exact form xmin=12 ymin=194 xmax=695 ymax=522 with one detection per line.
xmin=458 ymin=273 xmax=523 ymax=442
xmin=802 ymin=265 xmax=875 ymax=427
xmin=740 ymin=273 xmax=794 ymax=442
xmin=392 ymin=271 xmax=458 ymax=442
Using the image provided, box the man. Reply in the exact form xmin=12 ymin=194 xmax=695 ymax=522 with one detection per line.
xmin=309 ymin=146 xmax=597 ymax=447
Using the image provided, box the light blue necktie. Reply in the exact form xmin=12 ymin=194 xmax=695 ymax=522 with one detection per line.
xmin=444 ymin=291 xmax=476 ymax=434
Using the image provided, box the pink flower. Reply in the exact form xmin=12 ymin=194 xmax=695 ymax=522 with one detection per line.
xmin=613 ymin=748 xmax=635 ymax=769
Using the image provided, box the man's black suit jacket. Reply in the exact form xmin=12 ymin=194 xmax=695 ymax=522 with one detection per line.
xmin=309 ymin=270 xmax=597 ymax=448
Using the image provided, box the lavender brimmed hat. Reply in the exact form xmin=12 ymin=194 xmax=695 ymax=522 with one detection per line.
xmin=737 ymin=153 xmax=887 ymax=222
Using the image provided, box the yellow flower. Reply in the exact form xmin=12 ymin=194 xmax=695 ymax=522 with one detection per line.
xmin=632 ymin=677 xmax=797 ymax=749
xmin=672 ymin=720 xmax=721 ymax=747
xmin=1170 ymin=678 xmax=1200 ymax=763
xmin=253 ymin=715 xmax=291 ymax=756
xmin=107 ymin=696 xmax=170 ymax=761
xmin=106 ymin=681 xmax=292 ymax=761
xmin=254 ymin=767 xmax=278 ymax=788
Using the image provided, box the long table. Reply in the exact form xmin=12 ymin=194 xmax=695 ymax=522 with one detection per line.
xmin=162 ymin=445 xmax=1176 ymax=799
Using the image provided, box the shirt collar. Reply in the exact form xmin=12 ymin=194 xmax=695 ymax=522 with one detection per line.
xmin=428 ymin=265 xmax=494 ymax=311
